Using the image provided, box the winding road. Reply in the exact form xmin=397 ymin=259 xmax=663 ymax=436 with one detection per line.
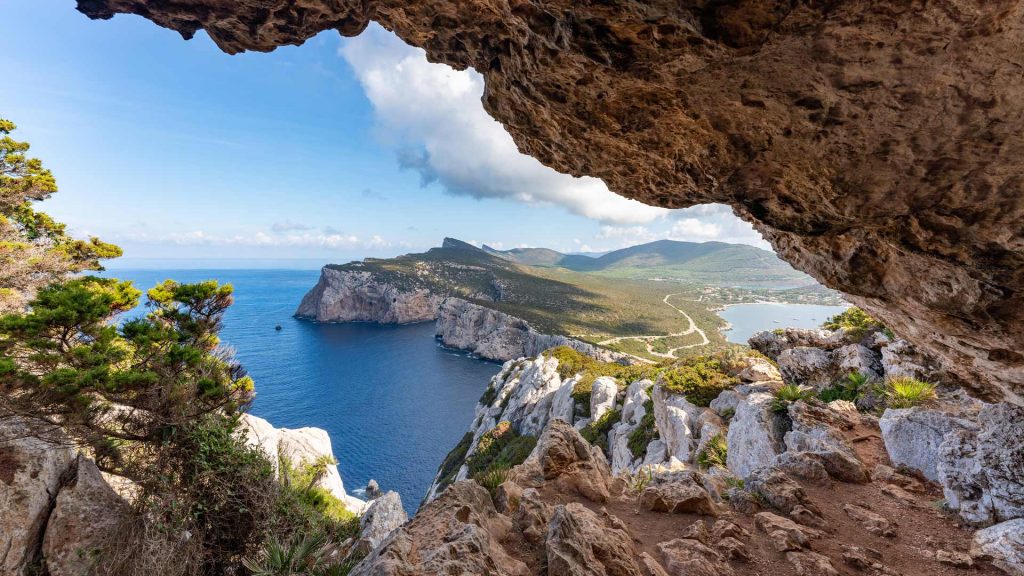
xmin=597 ymin=293 xmax=709 ymax=359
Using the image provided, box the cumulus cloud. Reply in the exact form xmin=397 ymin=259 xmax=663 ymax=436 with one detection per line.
xmin=339 ymin=25 xmax=668 ymax=225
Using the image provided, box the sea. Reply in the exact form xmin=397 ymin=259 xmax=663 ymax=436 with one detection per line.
xmin=101 ymin=268 xmax=499 ymax=515
xmin=101 ymin=266 xmax=848 ymax=514
xmin=718 ymin=302 xmax=850 ymax=344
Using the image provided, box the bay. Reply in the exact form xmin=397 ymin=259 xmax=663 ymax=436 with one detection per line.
xmin=101 ymin=268 xmax=500 ymax=514
xmin=718 ymin=302 xmax=850 ymax=344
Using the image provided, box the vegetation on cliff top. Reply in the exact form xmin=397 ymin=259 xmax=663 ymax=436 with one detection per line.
xmin=0 ymin=119 xmax=355 ymax=576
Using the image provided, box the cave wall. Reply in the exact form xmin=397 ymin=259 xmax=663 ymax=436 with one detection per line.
xmin=75 ymin=0 xmax=1024 ymax=403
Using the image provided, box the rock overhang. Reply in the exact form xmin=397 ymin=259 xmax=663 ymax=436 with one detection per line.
xmin=74 ymin=0 xmax=1024 ymax=404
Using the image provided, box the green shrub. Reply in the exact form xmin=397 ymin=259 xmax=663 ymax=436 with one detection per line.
xmin=466 ymin=421 xmax=537 ymax=479
xmin=659 ymin=357 xmax=738 ymax=407
xmin=478 ymin=384 xmax=498 ymax=406
xmin=822 ymin=306 xmax=884 ymax=340
xmin=696 ymin=433 xmax=728 ymax=470
xmin=434 ymin=433 xmax=473 ymax=495
xmin=818 ymin=371 xmax=869 ymax=404
xmin=580 ymin=409 xmax=621 ymax=451
xmin=627 ymin=400 xmax=659 ymax=458
xmin=477 ymin=465 xmax=512 ymax=499
xmin=882 ymin=377 xmax=937 ymax=408
xmin=771 ymin=384 xmax=814 ymax=413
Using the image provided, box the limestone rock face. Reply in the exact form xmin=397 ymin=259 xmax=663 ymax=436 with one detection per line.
xmin=972 ymin=519 xmax=1024 ymax=576
xmin=878 ymin=407 xmax=973 ymax=482
xmin=778 ymin=347 xmax=837 ymax=390
xmin=42 ymin=457 xmax=129 ymax=576
xmin=350 ymin=481 xmax=528 ymax=576
xmin=536 ymin=420 xmax=611 ymax=503
xmin=784 ymin=401 xmax=868 ymax=483
xmin=545 ymin=503 xmax=642 ymax=576
xmin=938 ymin=403 xmax=1024 ymax=524
xmin=726 ymin=393 xmax=786 ymax=478
xmin=749 ymin=329 xmax=843 ymax=361
xmin=590 ymin=376 xmax=619 ymax=422
xmin=354 ymin=491 xmax=407 ymax=554
xmin=0 ymin=422 xmax=75 ymax=574
xmin=77 ymin=0 xmax=1024 ymax=403
xmin=240 ymin=413 xmax=366 ymax=514
xmin=436 ymin=298 xmax=627 ymax=363
xmin=652 ymin=381 xmax=704 ymax=463
xmin=295 ymin=267 xmax=439 ymax=324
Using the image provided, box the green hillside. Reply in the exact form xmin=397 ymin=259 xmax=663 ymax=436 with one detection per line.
xmin=330 ymin=238 xmax=727 ymax=358
xmin=482 ymin=239 xmax=814 ymax=288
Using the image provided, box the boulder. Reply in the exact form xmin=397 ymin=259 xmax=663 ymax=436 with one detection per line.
xmin=748 ymin=329 xmax=842 ymax=361
xmin=726 ymin=393 xmax=786 ymax=478
xmin=590 ymin=376 xmax=619 ymax=422
xmin=833 ymin=344 xmax=883 ymax=381
xmin=746 ymin=467 xmax=817 ymax=516
xmin=843 ymin=504 xmax=896 ymax=537
xmin=0 ymin=421 xmax=75 ymax=574
xmin=709 ymin=389 xmax=742 ymax=418
xmin=42 ymin=457 xmax=129 ymax=576
xmin=938 ymin=402 xmax=1024 ymax=524
xmin=537 ymin=420 xmax=611 ymax=503
xmin=972 ymin=519 xmax=1024 ymax=576
xmin=350 ymin=481 xmax=528 ymax=576
xmin=638 ymin=472 xmax=716 ymax=515
xmin=754 ymin=512 xmax=816 ymax=550
xmin=880 ymin=339 xmax=935 ymax=381
xmin=737 ymin=358 xmax=781 ymax=383
xmin=778 ymin=347 xmax=836 ymax=390
xmin=515 ymin=488 xmax=550 ymax=545
xmin=652 ymin=382 xmax=703 ymax=463
xmin=545 ymin=503 xmax=642 ymax=576
xmin=785 ymin=551 xmax=839 ymax=576
xmin=353 ymin=491 xmax=407 ymax=554
xmin=878 ymin=407 xmax=973 ymax=482
xmin=657 ymin=538 xmax=735 ymax=576
xmin=784 ymin=401 xmax=868 ymax=483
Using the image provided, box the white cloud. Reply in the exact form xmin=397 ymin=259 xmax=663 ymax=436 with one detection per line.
xmin=339 ymin=25 xmax=668 ymax=225
xmin=594 ymin=205 xmax=770 ymax=250
xmin=271 ymin=220 xmax=315 ymax=232
xmin=111 ymin=228 xmax=395 ymax=250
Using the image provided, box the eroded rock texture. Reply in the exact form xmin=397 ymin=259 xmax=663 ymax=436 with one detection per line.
xmin=75 ymin=0 xmax=1024 ymax=402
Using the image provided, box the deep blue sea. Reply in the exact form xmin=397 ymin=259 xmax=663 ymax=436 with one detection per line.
xmin=102 ymin=268 xmax=500 ymax=514
xmin=718 ymin=302 xmax=850 ymax=344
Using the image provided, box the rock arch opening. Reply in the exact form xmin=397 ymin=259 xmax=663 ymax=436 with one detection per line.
xmin=75 ymin=0 xmax=1024 ymax=404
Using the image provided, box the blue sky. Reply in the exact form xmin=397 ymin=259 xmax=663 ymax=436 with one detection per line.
xmin=1 ymin=1 xmax=769 ymax=264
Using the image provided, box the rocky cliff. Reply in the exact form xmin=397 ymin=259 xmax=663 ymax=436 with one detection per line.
xmin=296 ymin=266 xmax=627 ymax=363
xmin=295 ymin=267 xmax=439 ymax=324
xmin=77 ymin=0 xmax=1024 ymax=404
xmin=435 ymin=297 xmax=628 ymax=363
xmin=373 ymin=332 xmax=1024 ymax=575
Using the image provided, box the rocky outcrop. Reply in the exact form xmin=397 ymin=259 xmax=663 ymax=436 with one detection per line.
xmin=973 ymin=519 xmax=1024 ymax=576
xmin=350 ymin=481 xmax=528 ymax=576
xmin=537 ymin=420 xmax=612 ymax=503
xmin=725 ymin=392 xmax=786 ymax=479
xmin=545 ymin=503 xmax=642 ymax=576
xmin=435 ymin=297 xmax=627 ymax=363
xmin=785 ymin=401 xmax=868 ymax=483
xmin=0 ymin=422 xmax=76 ymax=575
xmin=295 ymin=267 xmax=439 ymax=324
xmin=879 ymin=407 xmax=974 ymax=483
xmin=42 ymin=457 xmax=129 ymax=576
xmin=353 ymin=491 xmax=407 ymax=555
xmin=938 ymin=403 xmax=1024 ymax=525
xmin=240 ymin=413 xmax=367 ymax=514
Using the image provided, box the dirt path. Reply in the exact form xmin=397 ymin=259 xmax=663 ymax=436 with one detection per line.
xmin=596 ymin=293 xmax=709 ymax=359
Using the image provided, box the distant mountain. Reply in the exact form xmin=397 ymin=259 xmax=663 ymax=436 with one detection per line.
xmin=482 ymin=239 xmax=812 ymax=287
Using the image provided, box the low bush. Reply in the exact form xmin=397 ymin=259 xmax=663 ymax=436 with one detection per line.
xmin=477 ymin=465 xmax=512 ymax=499
xmin=822 ymin=306 xmax=885 ymax=340
xmin=771 ymin=384 xmax=814 ymax=413
xmin=466 ymin=421 xmax=537 ymax=479
xmin=696 ymin=433 xmax=728 ymax=470
xmin=579 ymin=409 xmax=621 ymax=451
xmin=818 ymin=371 xmax=869 ymax=404
xmin=882 ymin=377 xmax=937 ymax=409
xmin=627 ymin=400 xmax=659 ymax=459
xmin=659 ymin=357 xmax=738 ymax=407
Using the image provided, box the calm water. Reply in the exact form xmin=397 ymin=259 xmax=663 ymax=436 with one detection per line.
xmin=718 ymin=303 xmax=850 ymax=344
xmin=103 ymin=269 xmax=499 ymax=514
